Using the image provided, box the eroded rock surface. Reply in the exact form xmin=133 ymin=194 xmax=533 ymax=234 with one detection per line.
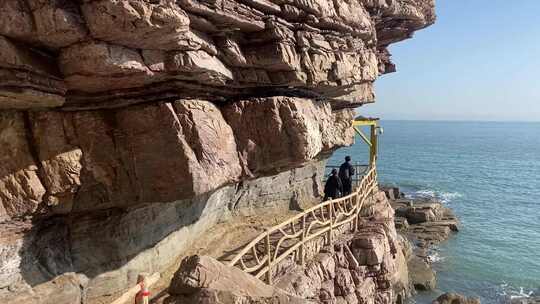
xmin=0 ymin=0 xmax=435 ymax=303
xmin=161 ymin=255 xmax=311 ymax=304
xmin=0 ymin=97 xmax=349 ymax=221
xmin=0 ymin=0 xmax=435 ymax=110
xmin=1 ymin=96 xmax=348 ymax=303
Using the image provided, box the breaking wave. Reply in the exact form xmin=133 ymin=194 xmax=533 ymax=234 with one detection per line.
xmin=426 ymin=250 xmax=445 ymax=263
xmin=498 ymin=283 xmax=537 ymax=301
xmin=409 ymin=189 xmax=463 ymax=204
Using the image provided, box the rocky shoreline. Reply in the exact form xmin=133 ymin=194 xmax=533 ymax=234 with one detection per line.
xmin=382 ymin=186 xmax=540 ymax=304
xmin=381 ymin=186 xmax=462 ymax=301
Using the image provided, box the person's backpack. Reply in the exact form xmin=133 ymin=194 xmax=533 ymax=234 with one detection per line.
xmin=339 ymin=163 xmax=350 ymax=180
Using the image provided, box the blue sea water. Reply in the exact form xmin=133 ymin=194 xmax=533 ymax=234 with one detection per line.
xmin=329 ymin=120 xmax=540 ymax=303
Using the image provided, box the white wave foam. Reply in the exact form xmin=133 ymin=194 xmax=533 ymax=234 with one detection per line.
xmin=439 ymin=191 xmax=463 ymax=204
xmin=509 ymin=288 xmax=534 ymax=300
xmin=410 ymin=189 xmax=462 ymax=204
xmin=426 ymin=251 xmax=445 ymax=263
xmin=498 ymin=282 xmax=535 ymax=300
xmin=414 ymin=189 xmax=436 ymax=198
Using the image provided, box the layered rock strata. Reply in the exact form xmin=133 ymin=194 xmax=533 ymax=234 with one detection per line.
xmin=0 ymin=0 xmax=434 ymax=110
xmin=0 ymin=0 xmax=435 ymax=303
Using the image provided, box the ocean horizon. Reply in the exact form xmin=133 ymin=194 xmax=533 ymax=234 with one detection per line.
xmin=363 ymin=119 xmax=540 ymax=124
xmin=329 ymin=120 xmax=540 ymax=303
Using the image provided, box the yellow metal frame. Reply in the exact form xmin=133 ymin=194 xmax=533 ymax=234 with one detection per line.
xmin=352 ymin=117 xmax=379 ymax=166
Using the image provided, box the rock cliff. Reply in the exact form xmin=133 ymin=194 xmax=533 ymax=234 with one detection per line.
xmin=0 ymin=0 xmax=435 ymax=303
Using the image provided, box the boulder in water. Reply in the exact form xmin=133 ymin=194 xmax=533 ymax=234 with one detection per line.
xmin=408 ymin=256 xmax=436 ymax=290
xmin=432 ymin=292 xmax=481 ymax=304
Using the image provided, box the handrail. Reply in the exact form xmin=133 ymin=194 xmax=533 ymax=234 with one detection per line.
xmin=324 ymin=164 xmax=369 ymax=178
xmin=110 ymin=272 xmax=160 ymax=304
xmin=227 ymin=164 xmax=378 ymax=284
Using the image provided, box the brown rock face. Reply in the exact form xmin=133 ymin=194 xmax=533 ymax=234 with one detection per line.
xmin=0 ymin=97 xmax=354 ymax=303
xmin=0 ymin=37 xmax=65 ymax=109
xmin=0 ymin=97 xmax=350 ymax=220
xmin=0 ymin=0 xmax=435 ymax=303
xmin=0 ymin=0 xmax=434 ymax=110
xmin=223 ymin=97 xmax=354 ymax=175
xmin=0 ymin=112 xmax=46 ymax=219
xmin=164 ymin=255 xmax=311 ymax=304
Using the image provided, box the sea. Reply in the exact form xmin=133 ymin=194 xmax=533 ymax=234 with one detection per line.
xmin=328 ymin=120 xmax=540 ymax=304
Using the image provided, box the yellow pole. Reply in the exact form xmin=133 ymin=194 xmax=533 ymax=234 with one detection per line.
xmin=370 ymin=125 xmax=378 ymax=166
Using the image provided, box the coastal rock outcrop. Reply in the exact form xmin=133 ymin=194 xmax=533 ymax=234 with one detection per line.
xmin=381 ymin=186 xmax=460 ymax=292
xmin=433 ymin=293 xmax=481 ymax=304
xmin=408 ymin=256 xmax=436 ymax=290
xmin=0 ymin=0 xmax=435 ymax=303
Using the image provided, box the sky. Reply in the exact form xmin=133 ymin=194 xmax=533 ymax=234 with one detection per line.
xmin=361 ymin=0 xmax=540 ymax=122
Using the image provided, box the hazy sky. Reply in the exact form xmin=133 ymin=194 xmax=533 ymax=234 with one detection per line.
xmin=361 ymin=0 xmax=540 ymax=121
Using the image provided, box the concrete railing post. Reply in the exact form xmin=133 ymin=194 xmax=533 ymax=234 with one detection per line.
xmin=135 ymin=273 xmax=150 ymax=304
xmin=354 ymin=192 xmax=360 ymax=232
xmin=328 ymin=204 xmax=334 ymax=246
xmin=300 ymin=215 xmax=306 ymax=267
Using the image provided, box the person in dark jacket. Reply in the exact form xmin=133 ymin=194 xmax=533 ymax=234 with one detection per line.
xmin=324 ymin=169 xmax=343 ymax=201
xmin=339 ymin=156 xmax=355 ymax=195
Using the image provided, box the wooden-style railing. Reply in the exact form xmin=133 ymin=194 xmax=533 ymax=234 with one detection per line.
xmin=227 ymin=165 xmax=378 ymax=284
xmin=324 ymin=163 xmax=369 ymax=188
xmin=110 ymin=272 xmax=160 ymax=304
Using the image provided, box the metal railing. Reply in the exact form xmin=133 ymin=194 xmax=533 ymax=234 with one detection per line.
xmin=227 ymin=165 xmax=378 ymax=284
xmin=324 ymin=163 xmax=369 ymax=189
